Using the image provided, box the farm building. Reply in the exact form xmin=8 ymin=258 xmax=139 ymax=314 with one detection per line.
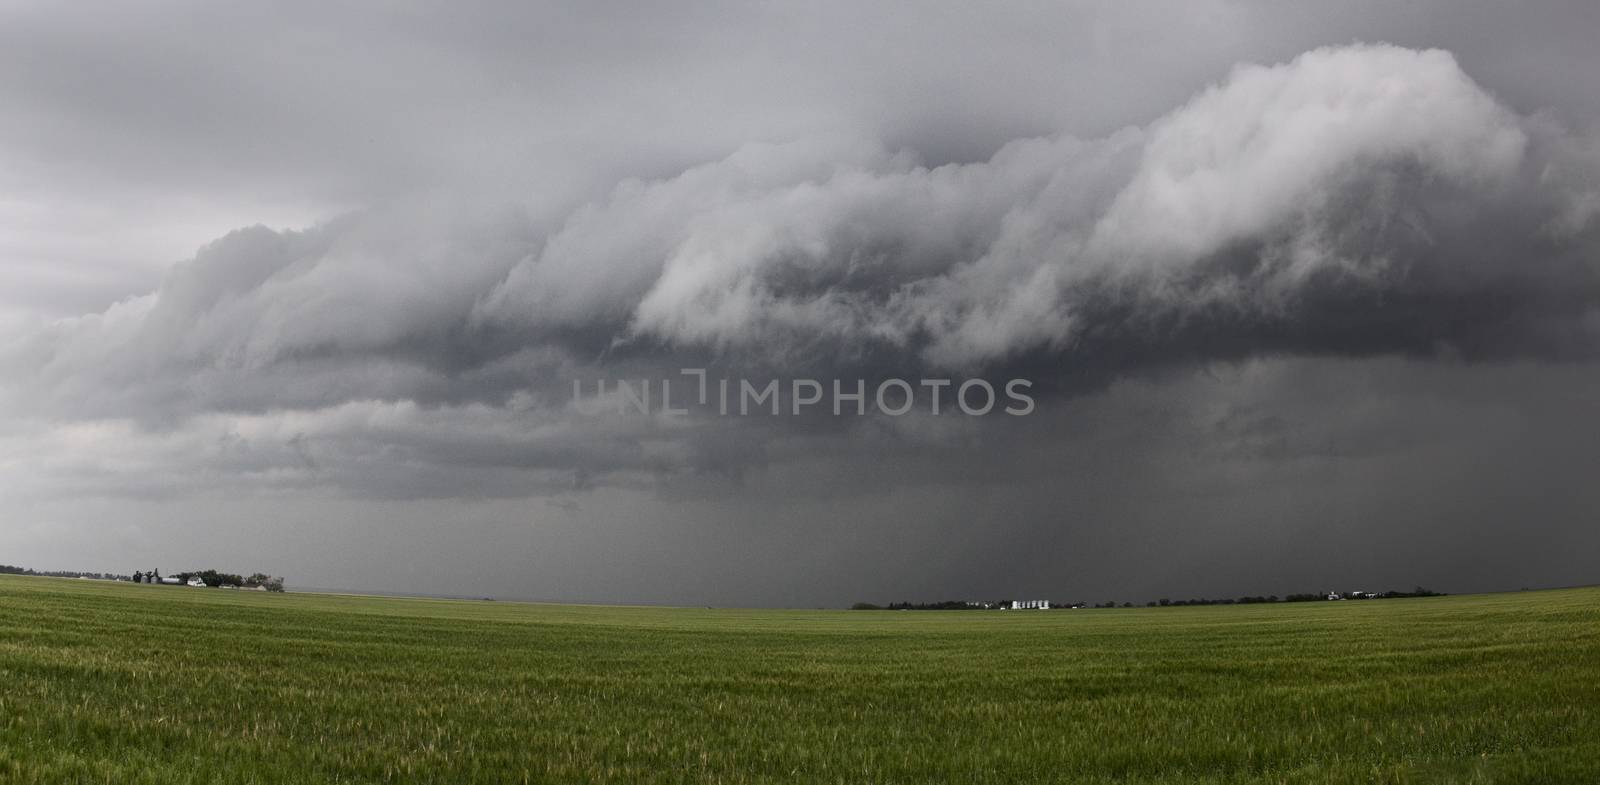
xmin=1010 ymin=600 xmax=1051 ymax=610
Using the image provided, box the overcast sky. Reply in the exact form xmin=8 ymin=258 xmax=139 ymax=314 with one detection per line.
xmin=3 ymin=1 xmax=1599 ymax=606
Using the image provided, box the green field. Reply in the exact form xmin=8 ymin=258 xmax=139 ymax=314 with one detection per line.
xmin=0 ymin=575 xmax=1596 ymax=784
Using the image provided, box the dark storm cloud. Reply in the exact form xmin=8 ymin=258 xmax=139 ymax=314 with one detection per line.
xmin=8 ymin=0 xmax=1599 ymax=322
xmin=5 ymin=3 xmax=1600 ymax=604
xmin=9 ymin=46 xmax=1600 ymax=418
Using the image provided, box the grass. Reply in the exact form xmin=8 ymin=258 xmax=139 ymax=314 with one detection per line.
xmin=0 ymin=574 xmax=1596 ymax=784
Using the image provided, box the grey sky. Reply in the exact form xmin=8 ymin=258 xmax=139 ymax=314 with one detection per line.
xmin=2 ymin=1 xmax=1598 ymax=605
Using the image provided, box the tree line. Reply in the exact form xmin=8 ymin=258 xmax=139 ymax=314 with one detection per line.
xmin=1 ymin=564 xmax=128 ymax=580
xmin=2 ymin=564 xmax=283 ymax=592
xmin=852 ymin=601 xmax=995 ymax=611
xmin=850 ymin=587 xmax=1445 ymax=610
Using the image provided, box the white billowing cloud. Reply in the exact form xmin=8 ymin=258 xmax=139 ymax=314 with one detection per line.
xmin=1091 ymin=46 xmax=1526 ymax=265
xmin=474 ymin=138 xmax=902 ymax=335
xmin=3 ymin=44 xmax=1598 ymax=500
xmin=476 ymin=45 xmax=1547 ymax=369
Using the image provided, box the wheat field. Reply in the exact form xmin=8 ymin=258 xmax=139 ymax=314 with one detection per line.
xmin=0 ymin=574 xmax=1596 ymax=784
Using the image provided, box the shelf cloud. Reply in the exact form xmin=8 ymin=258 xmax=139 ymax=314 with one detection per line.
xmin=4 ymin=8 xmax=1600 ymax=605
xmin=8 ymin=46 xmax=1599 ymax=420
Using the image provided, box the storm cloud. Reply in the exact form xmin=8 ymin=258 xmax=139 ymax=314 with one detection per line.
xmin=9 ymin=46 xmax=1600 ymax=439
xmin=4 ymin=4 xmax=1600 ymax=605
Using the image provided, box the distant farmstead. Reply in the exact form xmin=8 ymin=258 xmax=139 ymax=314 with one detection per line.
xmin=132 ymin=569 xmax=286 ymax=592
xmin=1010 ymin=600 xmax=1051 ymax=610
